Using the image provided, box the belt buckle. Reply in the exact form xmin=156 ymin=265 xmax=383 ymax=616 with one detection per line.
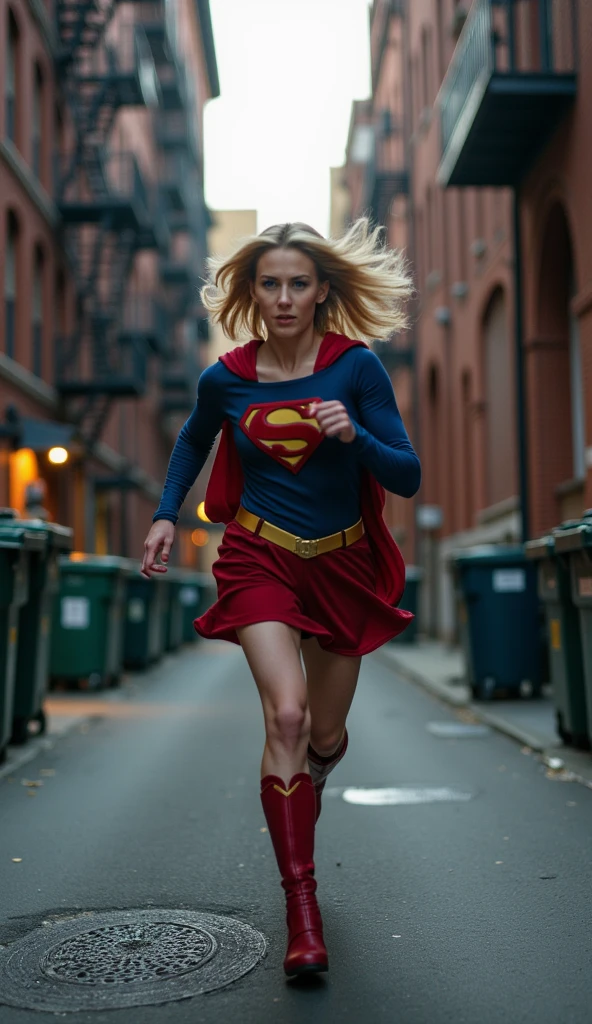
xmin=295 ymin=537 xmax=318 ymax=559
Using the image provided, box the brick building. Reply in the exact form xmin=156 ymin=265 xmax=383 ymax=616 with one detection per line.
xmin=342 ymin=0 xmax=590 ymax=639
xmin=0 ymin=0 xmax=218 ymax=567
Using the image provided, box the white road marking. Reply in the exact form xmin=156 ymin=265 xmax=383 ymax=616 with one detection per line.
xmin=324 ymin=786 xmax=475 ymax=805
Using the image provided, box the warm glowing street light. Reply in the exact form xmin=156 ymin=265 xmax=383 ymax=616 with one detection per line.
xmin=191 ymin=528 xmax=209 ymax=547
xmin=196 ymin=501 xmax=211 ymax=523
xmin=48 ymin=447 xmax=68 ymax=465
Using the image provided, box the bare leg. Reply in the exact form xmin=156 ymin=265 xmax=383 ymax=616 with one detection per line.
xmin=238 ymin=621 xmax=328 ymax=977
xmin=237 ymin=621 xmax=310 ymax=782
xmin=302 ymin=638 xmax=361 ymax=756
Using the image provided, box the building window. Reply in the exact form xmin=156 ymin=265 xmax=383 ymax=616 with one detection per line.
xmin=6 ymin=12 xmax=19 ymax=144
xmin=32 ymin=247 xmax=44 ymax=377
xmin=5 ymin=212 xmax=18 ymax=359
xmin=32 ymin=64 xmax=43 ymax=180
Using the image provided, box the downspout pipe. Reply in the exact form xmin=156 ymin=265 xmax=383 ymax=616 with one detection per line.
xmin=513 ymin=189 xmax=530 ymax=544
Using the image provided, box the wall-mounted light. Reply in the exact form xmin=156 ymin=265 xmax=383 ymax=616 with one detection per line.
xmin=48 ymin=447 xmax=69 ymax=465
xmin=196 ymin=501 xmax=211 ymax=523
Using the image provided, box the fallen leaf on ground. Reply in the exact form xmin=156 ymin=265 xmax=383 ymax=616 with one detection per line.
xmin=12 ymin=858 xmax=22 ymax=863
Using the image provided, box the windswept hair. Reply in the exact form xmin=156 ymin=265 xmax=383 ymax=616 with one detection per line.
xmin=200 ymin=217 xmax=412 ymax=342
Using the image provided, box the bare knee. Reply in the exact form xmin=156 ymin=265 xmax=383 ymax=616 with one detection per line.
xmin=309 ymin=724 xmax=345 ymax=757
xmin=267 ymin=703 xmax=311 ymax=751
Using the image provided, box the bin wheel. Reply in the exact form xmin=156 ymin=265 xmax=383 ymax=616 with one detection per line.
xmin=34 ymin=708 xmax=47 ymax=735
xmin=472 ymin=677 xmax=496 ymax=701
xmin=11 ymin=716 xmax=29 ymax=746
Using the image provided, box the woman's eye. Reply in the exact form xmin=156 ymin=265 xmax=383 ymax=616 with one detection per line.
xmin=293 ymin=281 xmax=306 ymax=289
xmin=262 ymin=280 xmax=276 ymax=288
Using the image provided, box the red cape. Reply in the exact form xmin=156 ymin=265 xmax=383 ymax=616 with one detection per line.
xmin=204 ymin=332 xmax=406 ymax=605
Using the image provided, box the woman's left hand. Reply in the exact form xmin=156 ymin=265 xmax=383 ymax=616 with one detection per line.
xmin=308 ymin=401 xmax=357 ymax=444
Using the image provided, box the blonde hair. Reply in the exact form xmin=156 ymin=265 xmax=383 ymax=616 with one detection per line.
xmin=200 ymin=217 xmax=412 ymax=342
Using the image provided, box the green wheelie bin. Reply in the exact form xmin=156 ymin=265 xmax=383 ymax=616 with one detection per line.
xmin=0 ymin=520 xmax=45 ymax=762
xmin=392 ymin=565 xmax=423 ymax=644
xmin=8 ymin=518 xmax=73 ymax=744
xmin=123 ymin=565 xmax=167 ymax=669
xmin=452 ymin=545 xmax=543 ymax=700
xmin=525 ymin=531 xmax=589 ymax=749
xmin=179 ymin=572 xmax=203 ymax=643
xmin=553 ymin=512 xmax=592 ymax=747
xmin=49 ymin=555 xmax=129 ymax=690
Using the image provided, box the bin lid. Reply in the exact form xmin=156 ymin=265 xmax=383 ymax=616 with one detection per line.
xmin=58 ymin=553 xmax=129 ymax=574
xmin=16 ymin=518 xmax=73 ymax=551
xmin=0 ymin=524 xmax=46 ymax=551
xmin=524 ymin=535 xmax=554 ymax=560
xmin=452 ymin=544 xmax=528 ymax=567
xmin=551 ymin=518 xmax=592 ymax=555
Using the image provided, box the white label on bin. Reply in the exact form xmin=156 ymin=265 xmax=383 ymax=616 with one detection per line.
xmin=492 ymin=569 xmax=526 ymax=593
xmin=61 ymin=596 xmax=90 ymax=629
xmin=578 ymin=577 xmax=592 ymax=598
xmin=179 ymin=586 xmax=198 ymax=606
xmin=127 ymin=598 xmax=146 ymax=623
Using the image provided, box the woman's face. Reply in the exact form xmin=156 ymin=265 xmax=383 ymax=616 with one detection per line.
xmin=250 ymin=247 xmax=329 ymax=339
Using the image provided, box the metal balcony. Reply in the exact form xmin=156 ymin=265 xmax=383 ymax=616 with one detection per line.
xmin=57 ymin=150 xmax=151 ymax=232
xmin=73 ymin=24 xmax=160 ymax=109
xmin=119 ymin=294 xmax=170 ymax=355
xmin=365 ymin=127 xmax=408 ymax=226
xmin=437 ymin=0 xmax=578 ymax=187
xmin=56 ymin=333 xmax=148 ymax=398
xmin=160 ymin=352 xmax=200 ymax=413
xmin=136 ymin=0 xmax=186 ymax=109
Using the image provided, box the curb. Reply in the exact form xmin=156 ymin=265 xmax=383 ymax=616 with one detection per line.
xmin=372 ymin=645 xmax=592 ymax=790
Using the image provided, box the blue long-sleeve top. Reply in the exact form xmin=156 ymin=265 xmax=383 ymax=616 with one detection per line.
xmin=153 ymin=346 xmax=421 ymax=539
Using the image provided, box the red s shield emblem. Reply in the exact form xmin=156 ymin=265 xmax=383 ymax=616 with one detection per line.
xmin=239 ymin=398 xmax=324 ymax=473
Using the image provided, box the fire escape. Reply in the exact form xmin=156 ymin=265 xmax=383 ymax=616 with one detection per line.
xmin=55 ymin=2 xmax=162 ymax=448
xmin=137 ymin=0 xmax=210 ymax=419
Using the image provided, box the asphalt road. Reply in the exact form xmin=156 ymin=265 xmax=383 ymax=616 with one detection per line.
xmin=0 ymin=640 xmax=591 ymax=1024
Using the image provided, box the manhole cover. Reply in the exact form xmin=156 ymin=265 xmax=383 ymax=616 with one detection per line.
xmin=0 ymin=910 xmax=266 ymax=1012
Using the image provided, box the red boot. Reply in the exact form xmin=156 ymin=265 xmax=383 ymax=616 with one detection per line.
xmin=308 ymin=730 xmax=349 ymax=822
xmin=260 ymin=773 xmax=328 ymax=978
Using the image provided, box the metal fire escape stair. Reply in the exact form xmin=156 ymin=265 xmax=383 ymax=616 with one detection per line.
xmin=55 ymin=1 xmax=158 ymax=448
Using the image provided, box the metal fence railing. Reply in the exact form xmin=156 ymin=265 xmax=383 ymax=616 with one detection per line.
xmin=439 ymin=0 xmax=578 ymax=159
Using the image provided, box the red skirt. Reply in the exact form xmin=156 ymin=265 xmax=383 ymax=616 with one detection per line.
xmin=194 ymin=520 xmax=413 ymax=657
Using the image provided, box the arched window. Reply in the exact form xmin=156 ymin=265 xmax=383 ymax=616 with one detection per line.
xmin=32 ymin=63 xmax=44 ymax=180
xmin=6 ymin=11 xmax=19 ymax=144
xmin=483 ymin=288 xmax=517 ymax=506
xmin=32 ymin=246 xmax=44 ymax=377
xmin=5 ymin=212 xmax=18 ymax=359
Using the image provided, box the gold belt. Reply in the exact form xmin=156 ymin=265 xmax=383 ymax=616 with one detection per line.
xmin=235 ymin=505 xmax=364 ymax=559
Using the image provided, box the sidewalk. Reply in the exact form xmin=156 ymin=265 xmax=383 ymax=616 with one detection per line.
xmin=373 ymin=638 xmax=592 ymax=789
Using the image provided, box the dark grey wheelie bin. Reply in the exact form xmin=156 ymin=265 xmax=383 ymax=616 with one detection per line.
xmin=553 ymin=512 xmax=592 ymax=748
xmin=10 ymin=517 xmax=73 ymax=744
xmin=179 ymin=573 xmax=203 ymax=643
xmin=164 ymin=568 xmax=185 ymax=652
xmin=0 ymin=521 xmax=45 ymax=762
xmin=392 ymin=565 xmax=423 ymax=644
xmin=123 ymin=565 xmax=167 ymax=669
xmin=452 ymin=545 xmax=543 ymax=700
xmin=525 ymin=530 xmax=588 ymax=748
xmin=49 ymin=555 xmax=129 ymax=689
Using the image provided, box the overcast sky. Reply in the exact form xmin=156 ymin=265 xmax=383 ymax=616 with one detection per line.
xmin=203 ymin=0 xmax=371 ymax=235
